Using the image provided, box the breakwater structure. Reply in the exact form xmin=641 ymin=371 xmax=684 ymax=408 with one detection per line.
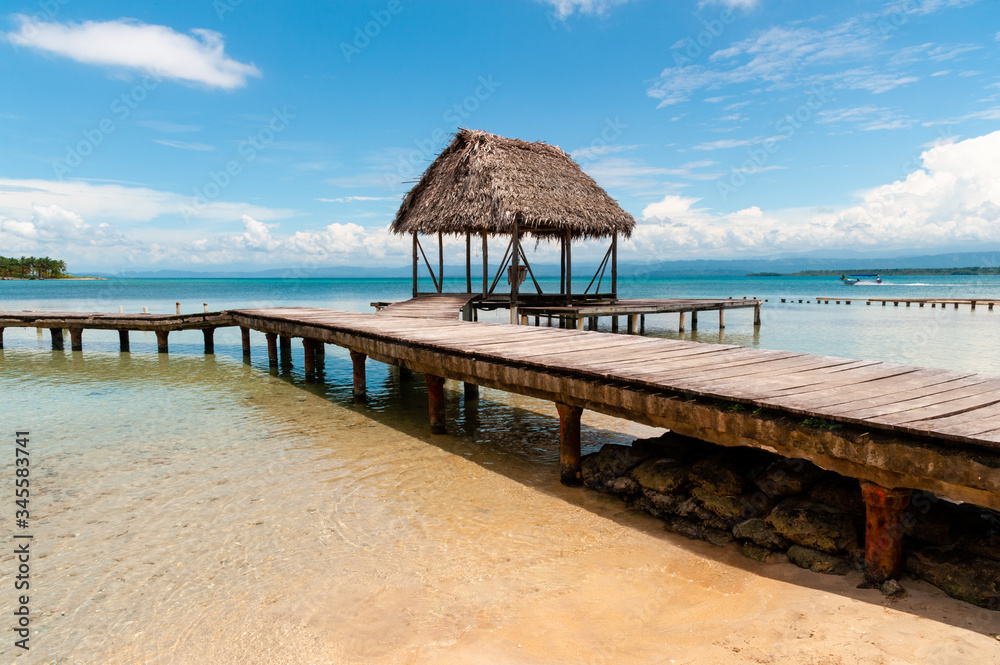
xmin=1 ymin=305 xmax=999 ymax=605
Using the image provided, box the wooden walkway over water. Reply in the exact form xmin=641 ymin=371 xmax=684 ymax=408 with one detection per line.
xmin=3 ymin=306 xmax=999 ymax=584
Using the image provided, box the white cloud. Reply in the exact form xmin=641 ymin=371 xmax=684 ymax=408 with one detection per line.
xmin=6 ymin=18 xmax=260 ymax=89
xmin=699 ymin=0 xmax=760 ymax=9
xmin=153 ymin=140 xmax=215 ymax=151
xmin=817 ymin=105 xmax=913 ymax=131
xmin=569 ymin=144 xmax=639 ymax=160
xmin=541 ymin=0 xmax=631 ymax=19
xmin=632 ymin=130 xmax=1000 ymax=257
xmin=317 ymin=196 xmax=400 ymax=203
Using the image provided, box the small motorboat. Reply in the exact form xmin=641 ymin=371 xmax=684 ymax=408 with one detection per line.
xmin=840 ymin=273 xmax=881 ymax=285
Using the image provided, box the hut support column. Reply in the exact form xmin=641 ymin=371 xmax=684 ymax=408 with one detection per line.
xmin=556 ymin=403 xmax=583 ymax=486
xmin=465 ymin=232 xmax=472 ymax=293
xmin=412 ymin=233 xmax=419 ymax=297
xmin=350 ymin=351 xmax=367 ymax=402
xmin=565 ymin=229 xmax=573 ymax=304
xmin=560 ymin=234 xmax=566 ymax=294
xmin=437 ymin=232 xmax=444 ymax=294
xmin=155 ymin=331 xmax=169 ymax=354
xmin=510 ymin=217 xmax=520 ymax=324
xmin=50 ymin=328 xmax=64 ymax=350
xmin=611 ymin=233 xmax=617 ymax=299
xmin=482 ymin=232 xmax=488 ymax=297
xmin=118 ymin=330 xmax=130 ymax=352
xmin=303 ymin=339 xmax=317 ymax=378
xmin=266 ymin=333 xmax=278 ymax=367
xmin=240 ymin=327 xmax=251 ymax=360
xmin=860 ymin=482 xmax=911 ymax=585
xmin=425 ymin=374 xmax=446 ymax=434
xmin=203 ymin=328 xmax=215 ymax=355
xmin=69 ymin=328 xmax=83 ymax=351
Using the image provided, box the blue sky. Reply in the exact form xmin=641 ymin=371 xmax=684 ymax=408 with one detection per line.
xmin=1 ymin=0 xmax=999 ymax=271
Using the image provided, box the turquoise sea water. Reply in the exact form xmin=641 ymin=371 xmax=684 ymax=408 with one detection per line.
xmin=2 ymin=276 xmax=999 ymax=662
xmin=2 ymin=274 xmax=998 ymax=373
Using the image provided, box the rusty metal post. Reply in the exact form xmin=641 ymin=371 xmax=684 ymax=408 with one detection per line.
xmin=203 ymin=328 xmax=215 ymax=355
xmin=240 ymin=326 xmax=251 ymax=360
xmin=302 ymin=338 xmax=316 ymax=379
xmin=50 ymin=328 xmax=64 ymax=350
xmin=155 ymin=331 xmax=169 ymax=354
xmin=119 ymin=330 xmax=130 ymax=352
xmin=860 ymin=482 xmax=912 ymax=585
xmin=69 ymin=328 xmax=82 ymax=351
xmin=425 ymin=374 xmax=446 ymax=434
xmin=556 ymin=403 xmax=583 ymax=486
xmin=266 ymin=333 xmax=278 ymax=367
xmin=350 ymin=350 xmax=367 ymax=402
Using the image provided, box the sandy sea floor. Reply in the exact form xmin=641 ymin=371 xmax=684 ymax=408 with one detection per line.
xmin=0 ymin=329 xmax=998 ymax=664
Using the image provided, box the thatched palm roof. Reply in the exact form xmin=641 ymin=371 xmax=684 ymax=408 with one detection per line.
xmin=391 ymin=129 xmax=635 ymax=239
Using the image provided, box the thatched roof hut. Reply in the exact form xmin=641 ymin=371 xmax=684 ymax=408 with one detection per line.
xmin=391 ymin=129 xmax=635 ymax=239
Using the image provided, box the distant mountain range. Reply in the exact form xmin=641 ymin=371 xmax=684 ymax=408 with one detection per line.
xmin=89 ymin=250 xmax=1000 ymax=279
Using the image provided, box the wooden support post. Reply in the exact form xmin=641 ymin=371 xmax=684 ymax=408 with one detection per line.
xmin=350 ymin=350 xmax=367 ymax=402
xmin=69 ymin=328 xmax=82 ymax=351
xmin=412 ymin=233 xmax=419 ymax=297
xmin=438 ymin=231 xmax=444 ymax=294
xmin=640 ymin=314 xmax=645 ymax=335
xmin=860 ymin=482 xmax=912 ymax=586
xmin=920 ymin=302 xmax=924 ymax=307
xmin=155 ymin=331 xmax=169 ymax=354
xmin=610 ymin=232 xmax=617 ymax=299
xmin=990 ymin=303 xmax=994 ymax=311
xmin=0 ymin=327 xmax=4 ymax=349
xmin=50 ymin=328 xmax=64 ymax=350
xmin=465 ymin=232 xmax=472 ymax=294
xmin=556 ymin=403 xmax=583 ymax=486
xmin=575 ymin=316 xmax=584 ymax=330
xmin=464 ymin=381 xmax=479 ymax=401
xmin=611 ymin=316 xmax=619 ymax=333
xmin=425 ymin=374 xmax=446 ymax=434
xmin=627 ymin=314 xmax=637 ymax=334
xmin=203 ymin=328 xmax=215 ymax=355
xmin=753 ymin=303 xmax=761 ymax=327
xmin=589 ymin=316 xmax=597 ymax=331
xmin=266 ymin=333 xmax=278 ymax=367
xmin=690 ymin=311 xmax=698 ymax=331
xmin=565 ymin=228 xmax=573 ymax=303
xmin=279 ymin=335 xmax=291 ymax=355
xmin=520 ymin=315 xmax=528 ymax=326
xmin=398 ymin=365 xmax=412 ymax=380
xmin=510 ymin=217 xmax=520 ymax=324
xmin=303 ymin=339 xmax=316 ymax=378
xmin=482 ymin=232 xmax=488 ymax=297
xmin=954 ymin=302 xmax=959 ymax=310
xmin=678 ymin=312 xmax=686 ymax=332
xmin=719 ymin=309 xmax=725 ymax=329
xmin=119 ymin=330 xmax=130 ymax=352
xmin=971 ymin=300 xmax=976 ymax=310
xmin=240 ymin=327 xmax=251 ymax=359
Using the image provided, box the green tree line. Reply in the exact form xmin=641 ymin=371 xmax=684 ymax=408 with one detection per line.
xmin=0 ymin=256 xmax=69 ymax=279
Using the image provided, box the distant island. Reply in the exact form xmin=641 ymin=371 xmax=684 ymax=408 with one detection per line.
xmin=0 ymin=255 xmax=97 ymax=279
xmin=747 ymin=266 xmax=1000 ymax=277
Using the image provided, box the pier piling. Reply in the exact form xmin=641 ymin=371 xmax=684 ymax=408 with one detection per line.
xmin=556 ymin=403 xmax=583 ymax=486
xmin=464 ymin=382 xmax=479 ymax=400
xmin=303 ymin=339 xmax=317 ymax=378
xmin=266 ymin=333 xmax=278 ymax=367
xmin=691 ymin=311 xmax=698 ymax=331
xmin=425 ymin=374 xmax=446 ymax=434
xmin=860 ymin=482 xmax=912 ymax=586
xmin=50 ymin=328 xmax=64 ymax=350
xmin=155 ymin=331 xmax=169 ymax=354
xmin=240 ymin=327 xmax=251 ymax=360
xmin=719 ymin=310 xmax=725 ymax=329
xmin=754 ymin=303 xmax=761 ymax=327
xmin=203 ymin=328 xmax=215 ymax=355
xmin=0 ymin=327 xmax=4 ymax=349
xmin=350 ymin=350 xmax=367 ymax=402
xmin=69 ymin=328 xmax=83 ymax=351
xmin=119 ymin=330 xmax=130 ymax=352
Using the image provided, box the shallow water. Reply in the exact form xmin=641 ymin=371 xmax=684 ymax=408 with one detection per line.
xmin=2 ymin=277 xmax=1000 ymax=663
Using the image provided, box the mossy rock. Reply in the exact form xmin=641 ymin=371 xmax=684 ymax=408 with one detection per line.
xmin=787 ymin=545 xmax=853 ymax=575
xmin=766 ymin=497 xmax=858 ymax=554
xmin=631 ymin=458 xmax=690 ymax=494
xmin=905 ymin=548 xmax=1000 ymax=609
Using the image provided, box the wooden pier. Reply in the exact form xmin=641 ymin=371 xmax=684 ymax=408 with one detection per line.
xmin=801 ymin=297 xmax=998 ymax=310
xmin=3 ymin=306 xmax=999 ymax=585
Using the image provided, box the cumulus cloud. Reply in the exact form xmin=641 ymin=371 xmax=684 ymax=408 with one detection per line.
xmin=632 ymin=130 xmax=1000 ymax=258
xmin=6 ymin=18 xmax=260 ymax=89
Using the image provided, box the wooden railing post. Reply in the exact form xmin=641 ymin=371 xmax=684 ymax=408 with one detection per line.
xmin=556 ymin=403 xmax=583 ymax=486
xmin=860 ymin=482 xmax=912 ymax=585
